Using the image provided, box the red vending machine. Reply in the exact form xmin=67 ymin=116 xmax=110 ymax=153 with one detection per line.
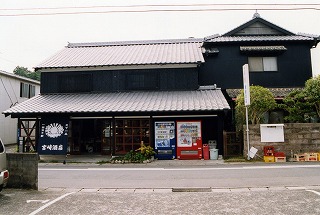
xmin=176 ymin=120 xmax=202 ymax=159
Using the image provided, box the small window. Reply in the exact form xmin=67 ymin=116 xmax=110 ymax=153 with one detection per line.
xmin=20 ymin=83 xmax=36 ymax=98
xmin=29 ymin=85 xmax=35 ymax=98
xmin=248 ymin=57 xmax=278 ymax=72
xmin=20 ymin=83 xmax=29 ymax=98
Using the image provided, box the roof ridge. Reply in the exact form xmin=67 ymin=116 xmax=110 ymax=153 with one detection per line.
xmin=68 ymin=38 xmax=203 ymax=48
xmin=296 ymin=32 xmax=320 ymax=39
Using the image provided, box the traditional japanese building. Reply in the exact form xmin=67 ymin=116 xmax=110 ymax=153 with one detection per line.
xmin=3 ymin=14 xmax=319 ymax=158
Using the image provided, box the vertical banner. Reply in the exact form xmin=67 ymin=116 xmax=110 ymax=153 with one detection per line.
xmin=243 ymin=64 xmax=250 ymax=106
xmin=154 ymin=121 xmax=175 ymax=149
xmin=38 ymin=116 xmax=69 ymax=155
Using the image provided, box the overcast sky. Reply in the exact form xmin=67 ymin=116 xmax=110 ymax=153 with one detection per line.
xmin=1 ymin=0 xmax=320 ymax=76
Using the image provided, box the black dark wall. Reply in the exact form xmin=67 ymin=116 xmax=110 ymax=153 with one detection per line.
xmin=41 ymin=68 xmax=199 ymax=93
xmin=199 ymin=43 xmax=313 ymax=89
xmin=41 ymin=42 xmax=314 ymax=94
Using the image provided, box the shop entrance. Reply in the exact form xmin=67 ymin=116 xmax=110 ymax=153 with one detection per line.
xmin=70 ymin=119 xmax=113 ymax=155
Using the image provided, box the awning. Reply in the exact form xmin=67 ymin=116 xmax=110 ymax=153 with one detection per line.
xmin=3 ymin=89 xmax=230 ymax=117
xmin=240 ymin=46 xmax=287 ymax=52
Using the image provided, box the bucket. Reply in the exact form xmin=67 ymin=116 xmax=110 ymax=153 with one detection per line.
xmin=209 ymin=149 xmax=219 ymax=160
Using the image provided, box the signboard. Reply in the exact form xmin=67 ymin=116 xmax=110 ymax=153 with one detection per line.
xmin=38 ymin=116 xmax=69 ymax=155
xmin=154 ymin=121 xmax=175 ymax=149
xmin=243 ymin=64 xmax=250 ymax=106
xmin=260 ymin=124 xmax=284 ymax=142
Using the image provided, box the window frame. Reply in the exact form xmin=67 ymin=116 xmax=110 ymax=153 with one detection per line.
xmin=20 ymin=82 xmax=36 ymax=98
xmin=248 ymin=56 xmax=278 ymax=72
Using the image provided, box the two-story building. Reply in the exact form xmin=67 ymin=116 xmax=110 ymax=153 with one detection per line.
xmin=0 ymin=70 xmax=40 ymax=145
xmin=3 ymin=14 xmax=319 ymax=158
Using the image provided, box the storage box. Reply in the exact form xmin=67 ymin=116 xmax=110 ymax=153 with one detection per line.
xmin=294 ymin=154 xmax=306 ymax=162
xmin=305 ymin=153 xmax=318 ymax=162
xmin=275 ymin=157 xmax=286 ymax=162
xmin=264 ymin=156 xmax=275 ymax=162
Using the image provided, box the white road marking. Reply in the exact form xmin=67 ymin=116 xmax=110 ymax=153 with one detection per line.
xmin=27 ymin=199 xmax=50 ymax=204
xmin=243 ymin=165 xmax=320 ymax=169
xmin=28 ymin=192 xmax=75 ymax=215
xmin=306 ymin=190 xmax=320 ymax=196
xmin=39 ymin=165 xmax=320 ymax=171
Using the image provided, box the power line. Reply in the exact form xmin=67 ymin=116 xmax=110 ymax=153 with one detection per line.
xmin=1 ymin=3 xmax=320 ymax=11
xmin=1 ymin=7 xmax=320 ymax=17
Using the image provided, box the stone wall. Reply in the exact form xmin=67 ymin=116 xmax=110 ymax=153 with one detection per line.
xmin=244 ymin=123 xmax=320 ymax=159
xmin=6 ymin=153 xmax=38 ymax=190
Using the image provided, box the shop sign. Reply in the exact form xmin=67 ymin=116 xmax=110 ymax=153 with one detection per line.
xmin=38 ymin=116 xmax=69 ymax=155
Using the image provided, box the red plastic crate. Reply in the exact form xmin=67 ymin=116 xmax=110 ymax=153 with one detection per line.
xmin=264 ymin=146 xmax=275 ymax=156
xmin=274 ymin=152 xmax=285 ymax=157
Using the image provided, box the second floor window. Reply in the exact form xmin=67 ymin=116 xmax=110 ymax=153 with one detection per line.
xmin=248 ymin=57 xmax=278 ymax=72
xmin=20 ymin=83 xmax=36 ymax=98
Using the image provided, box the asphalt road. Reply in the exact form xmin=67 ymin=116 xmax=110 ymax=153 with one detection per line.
xmin=1 ymin=162 xmax=320 ymax=214
xmin=38 ymin=163 xmax=320 ymax=189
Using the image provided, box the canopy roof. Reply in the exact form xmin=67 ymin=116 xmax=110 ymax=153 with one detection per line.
xmin=3 ymin=89 xmax=230 ymax=117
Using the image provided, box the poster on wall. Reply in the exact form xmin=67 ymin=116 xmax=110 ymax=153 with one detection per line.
xmin=177 ymin=121 xmax=201 ymax=147
xmin=38 ymin=116 xmax=69 ymax=155
xmin=154 ymin=121 xmax=175 ymax=149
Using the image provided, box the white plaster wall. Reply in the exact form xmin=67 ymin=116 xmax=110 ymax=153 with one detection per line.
xmin=0 ymin=73 xmax=40 ymax=145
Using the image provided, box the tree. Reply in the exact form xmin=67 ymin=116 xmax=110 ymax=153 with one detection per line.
xmin=304 ymin=75 xmax=320 ymax=118
xmin=235 ymin=86 xmax=277 ymax=128
xmin=13 ymin=66 xmax=41 ymax=81
xmin=280 ymin=89 xmax=315 ymax=122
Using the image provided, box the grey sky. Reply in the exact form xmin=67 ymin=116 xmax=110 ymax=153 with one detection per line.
xmin=1 ymin=0 xmax=319 ymax=76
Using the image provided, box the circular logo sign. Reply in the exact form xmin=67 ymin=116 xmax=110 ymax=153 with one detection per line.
xmin=45 ymin=123 xmax=64 ymax=138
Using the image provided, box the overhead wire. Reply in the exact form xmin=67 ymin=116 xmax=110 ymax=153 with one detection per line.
xmin=1 ymin=4 xmax=320 ymax=16
xmin=1 ymin=3 xmax=320 ymax=11
xmin=0 ymin=75 xmax=15 ymax=107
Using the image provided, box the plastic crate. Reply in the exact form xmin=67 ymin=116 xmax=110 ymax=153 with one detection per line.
xmin=264 ymin=146 xmax=275 ymax=156
xmin=275 ymin=157 xmax=286 ymax=162
xmin=294 ymin=154 xmax=306 ymax=162
xmin=264 ymin=156 xmax=275 ymax=162
xmin=274 ymin=152 xmax=285 ymax=157
xmin=305 ymin=153 xmax=318 ymax=162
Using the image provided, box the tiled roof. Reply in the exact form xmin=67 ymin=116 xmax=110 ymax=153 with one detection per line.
xmin=0 ymin=70 xmax=40 ymax=85
xmin=205 ymin=35 xmax=315 ymax=43
xmin=226 ymin=88 xmax=303 ymax=99
xmin=35 ymin=39 xmax=204 ymax=69
xmin=3 ymin=89 xmax=230 ymax=116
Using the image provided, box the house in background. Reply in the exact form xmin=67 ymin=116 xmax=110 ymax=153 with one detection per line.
xmin=0 ymin=70 xmax=40 ymax=145
xmin=3 ymin=13 xmax=319 ymax=158
xmin=200 ymin=12 xmax=319 ymax=125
